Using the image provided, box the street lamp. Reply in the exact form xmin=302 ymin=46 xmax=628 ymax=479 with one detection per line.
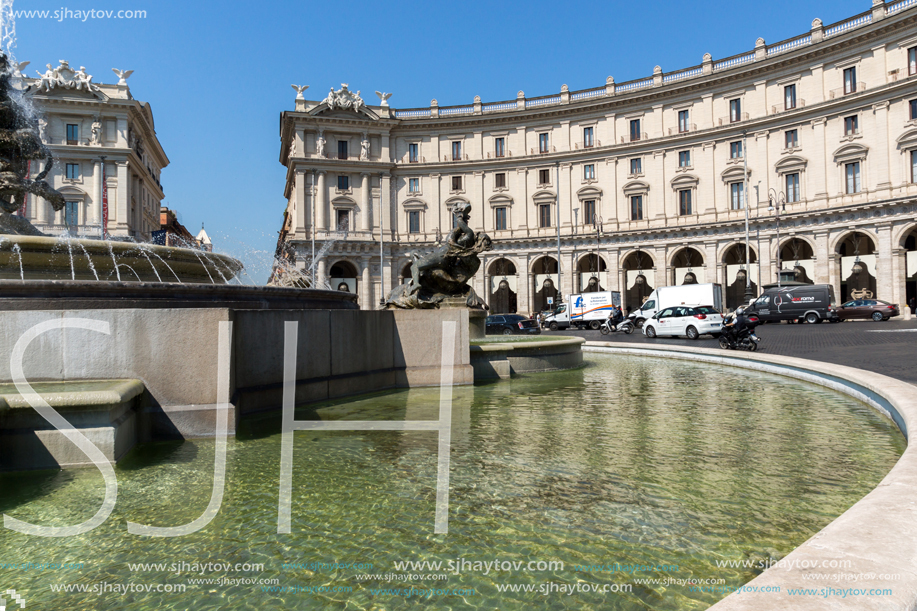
xmin=593 ymin=214 xmax=604 ymax=290
xmin=768 ymin=188 xmax=787 ymax=290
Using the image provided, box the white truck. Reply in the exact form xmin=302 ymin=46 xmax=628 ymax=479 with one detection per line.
xmin=544 ymin=291 xmax=617 ymax=330
xmin=628 ymin=283 xmax=724 ymax=328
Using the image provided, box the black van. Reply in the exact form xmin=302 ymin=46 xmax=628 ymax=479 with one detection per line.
xmin=746 ymin=284 xmax=838 ymax=324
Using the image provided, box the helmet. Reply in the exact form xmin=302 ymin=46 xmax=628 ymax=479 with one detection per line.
xmin=736 ymin=306 xmax=746 ymax=315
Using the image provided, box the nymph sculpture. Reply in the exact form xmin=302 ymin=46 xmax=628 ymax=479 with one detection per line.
xmin=385 ymin=201 xmax=492 ymax=309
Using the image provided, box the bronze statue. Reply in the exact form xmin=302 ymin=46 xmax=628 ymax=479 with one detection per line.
xmin=0 ymin=53 xmax=66 ymax=235
xmin=385 ymin=201 xmax=492 ymax=309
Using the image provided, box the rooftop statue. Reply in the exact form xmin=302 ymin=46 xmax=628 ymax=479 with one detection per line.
xmin=0 ymin=53 xmax=66 ymax=236
xmin=385 ymin=201 xmax=492 ymax=310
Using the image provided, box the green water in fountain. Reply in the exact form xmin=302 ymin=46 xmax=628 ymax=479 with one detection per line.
xmin=0 ymin=355 xmax=905 ymax=610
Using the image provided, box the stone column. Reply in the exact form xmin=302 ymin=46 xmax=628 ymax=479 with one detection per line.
xmin=116 ymin=162 xmax=128 ymax=235
xmin=815 ymin=230 xmax=831 ymax=286
xmin=316 ymin=258 xmax=328 ymax=289
xmin=92 ymin=160 xmax=102 ymax=227
xmin=316 ymin=171 xmax=327 ymax=231
xmin=877 ymin=223 xmax=893 ymax=301
xmin=562 ymin=250 xmax=575 ymax=299
xmin=811 ymin=118 xmax=828 ymax=202
xmin=294 ymin=170 xmax=307 ymax=238
xmin=361 ymin=256 xmax=372 ymax=310
xmin=361 ymin=173 xmax=371 ymax=232
xmin=872 ymin=101 xmax=891 ymax=195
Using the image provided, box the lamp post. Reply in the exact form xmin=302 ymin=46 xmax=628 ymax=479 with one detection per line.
xmin=555 ymin=162 xmax=562 ymax=303
xmin=378 ymin=172 xmax=385 ymax=306
xmin=742 ymin=130 xmax=752 ymax=304
xmin=768 ymin=188 xmax=787 ymax=290
xmin=594 ymin=213 xmax=603 ymax=289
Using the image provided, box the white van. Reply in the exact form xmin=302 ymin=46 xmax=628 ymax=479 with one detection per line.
xmin=628 ymin=283 xmax=724 ymax=328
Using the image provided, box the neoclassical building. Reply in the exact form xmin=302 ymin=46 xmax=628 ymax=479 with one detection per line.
xmin=17 ymin=61 xmax=168 ymax=241
xmin=278 ymin=0 xmax=917 ymax=313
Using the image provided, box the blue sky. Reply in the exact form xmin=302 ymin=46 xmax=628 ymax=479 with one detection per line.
xmin=11 ymin=0 xmax=869 ymax=280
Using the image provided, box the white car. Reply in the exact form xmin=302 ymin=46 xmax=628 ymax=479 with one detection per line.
xmin=643 ymin=305 xmax=724 ymax=340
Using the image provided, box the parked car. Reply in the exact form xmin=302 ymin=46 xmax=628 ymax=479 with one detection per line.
xmin=836 ymin=299 xmax=899 ymax=321
xmin=485 ymin=314 xmax=542 ymax=335
xmin=643 ymin=305 xmax=724 ymax=339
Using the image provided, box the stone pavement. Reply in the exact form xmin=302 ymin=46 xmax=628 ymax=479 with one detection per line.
xmin=543 ymin=318 xmax=917 ymax=386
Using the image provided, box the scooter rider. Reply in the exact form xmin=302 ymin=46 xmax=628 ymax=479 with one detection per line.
xmin=723 ymin=306 xmax=748 ymax=343
xmin=607 ymin=305 xmax=624 ymax=332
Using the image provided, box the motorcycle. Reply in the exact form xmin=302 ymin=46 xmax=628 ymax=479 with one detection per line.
xmin=718 ymin=315 xmax=762 ymax=351
xmin=599 ymin=318 xmax=635 ymax=335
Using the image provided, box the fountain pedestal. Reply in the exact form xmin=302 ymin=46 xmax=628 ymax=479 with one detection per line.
xmin=439 ymin=296 xmax=486 ymax=339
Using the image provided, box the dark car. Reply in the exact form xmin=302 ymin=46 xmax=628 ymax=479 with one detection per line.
xmin=836 ymin=299 xmax=899 ymax=322
xmin=485 ymin=314 xmax=541 ymax=336
xmin=746 ymin=284 xmax=838 ymax=324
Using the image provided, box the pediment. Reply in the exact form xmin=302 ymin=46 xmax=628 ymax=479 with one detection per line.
xmin=576 ymin=186 xmax=603 ymax=197
xmin=720 ymin=166 xmax=750 ymax=182
xmin=310 ymin=104 xmax=380 ymax=121
xmin=30 ymin=84 xmax=108 ymax=102
xmin=488 ymin=193 xmax=513 ymax=206
xmin=670 ymin=173 xmax=699 ymax=188
xmin=775 ymin=155 xmax=808 ymax=171
xmin=622 ymin=180 xmax=650 ymax=194
xmin=532 ymin=189 xmax=556 ymax=203
xmin=896 ymin=128 xmax=917 ymax=147
xmin=402 ymin=198 xmax=427 ymax=210
xmin=833 ymin=142 xmax=868 ymax=163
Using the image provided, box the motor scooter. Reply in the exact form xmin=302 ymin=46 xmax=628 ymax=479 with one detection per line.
xmin=599 ymin=318 xmax=635 ymax=335
xmin=718 ymin=315 xmax=762 ymax=351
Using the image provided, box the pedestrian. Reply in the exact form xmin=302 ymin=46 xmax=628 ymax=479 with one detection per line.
xmin=910 ymin=297 xmax=916 ymax=315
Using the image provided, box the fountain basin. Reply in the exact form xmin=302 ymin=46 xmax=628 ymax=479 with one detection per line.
xmin=0 ymin=235 xmax=243 ymax=283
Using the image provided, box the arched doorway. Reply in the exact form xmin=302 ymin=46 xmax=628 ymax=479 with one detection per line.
xmin=723 ymin=244 xmax=758 ymax=311
xmin=621 ymin=251 xmax=655 ymax=314
xmin=837 ymin=231 xmax=877 ymax=301
xmin=576 ymin=254 xmax=607 ymax=293
xmin=330 ymin=261 xmax=358 ymax=293
xmin=531 ymin=256 xmax=559 ymax=312
xmin=778 ymin=238 xmax=815 ymax=285
xmin=670 ymin=247 xmax=704 ymax=285
xmin=904 ymin=227 xmax=917 ymax=310
xmin=488 ymin=258 xmax=518 ymax=314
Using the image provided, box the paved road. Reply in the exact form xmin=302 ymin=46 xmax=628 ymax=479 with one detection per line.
xmin=538 ymin=318 xmax=917 ymax=386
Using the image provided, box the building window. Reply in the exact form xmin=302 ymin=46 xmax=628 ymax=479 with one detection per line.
xmin=843 ymin=67 xmax=857 ymax=94
xmin=730 ymin=141 xmax=743 ymax=159
xmin=630 ymin=195 xmax=643 ymax=221
xmin=910 ymin=99 xmax=917 ymax=121
xmin=408 ymin=178 xmax=420 ymax=193
xmin=494 ymin=172 xmax=506 ymax=188
xmin=338 ymin=140 xmax=348 ymax=160
xmin=583 ymin=127 xmax=594 ymax=148
xmin=495 ymin=206 xmax=507 ymax=230
xmin=784 ymin=84 xmax=797 ymax=110
xmin=678 ymin=110 xmax=690 ymax=133
xmin=495 ymin=137 xmax=505 ymax=158
xmin=66 ymin=124 xmax=79 ymax=145
xmin=408 ymin=210 xmax=420 ymax=233
xmin=678 ymin=189 xmax=692 ymax=216
xmin=65 ymin=201 xmax=79 ymax=227
xmin=844 ymin=115 xmax=858 ymax=136
xmin=730 ymin=182 xmax=744 ymax=210
xmin=336 ymin=209 xmax=350 ymax=231
xmin=845 ymin=162 xmax=861 ymax=194
xmin=452 ymin=141 xmax=462 ymax=161
xmin=678 ymin=151 xmax=691 ymax=167
xmin=539 ymin=133 xmax=550 ymax=153
xmin=629 ymin=158 xmax=642 ymax=175
xmin=910 ymin=46 xmax=917 ymax=75
xmin=538 ymin=203 xmax=551 ymax=228
xmin=583 ymin=199 xmax=595 ymax=225
xmin=911 ymin=150 xmax=917 ymax=183
xmin=338 ymin=175 xmax=349 ymax=190
xmin=786 ymin=173 xmax=800 ymax=202
xmin=65 ymin=163 xmax=80 ymax=180
xmin=583 ymin=164 xmax=595 ymax=180
xmin=451 ymin=176 xmax=463 ymax=191
xmin=729 ymin=98 xmax=742 ymax=122
xmin=538 ymin=169 xmax=551 ymax=185
xmin=629 ymin=119 xmax=641 ymax=142
xmin=408 ymin=143 xmax=419 ymax=163
xmin=785 ymin=129 xmax=798 ymax=149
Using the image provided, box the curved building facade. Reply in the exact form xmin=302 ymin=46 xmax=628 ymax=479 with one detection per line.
xmin=278 ymin=0 xmax=917 ymax=313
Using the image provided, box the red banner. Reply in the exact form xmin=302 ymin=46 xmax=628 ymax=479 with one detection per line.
xmin=102 ymin=167 xmax=109 ymax=238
